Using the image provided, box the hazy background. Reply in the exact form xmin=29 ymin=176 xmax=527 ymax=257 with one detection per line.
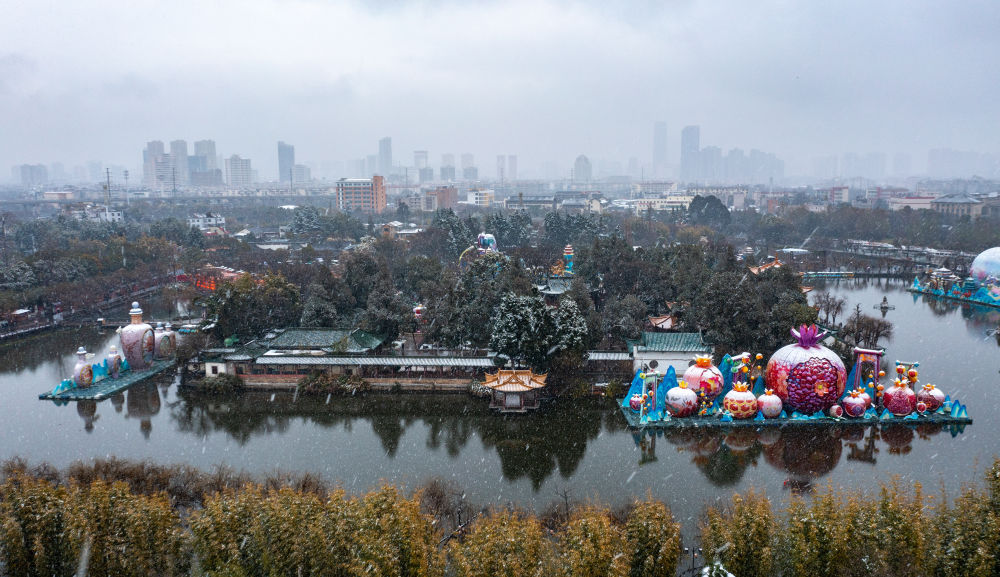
xmin=2 ymin=0 xmax=998 ymax=178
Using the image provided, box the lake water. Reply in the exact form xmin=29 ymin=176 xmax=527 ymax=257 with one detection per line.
xmin=1 ymin=281 xmax=998 ymax=531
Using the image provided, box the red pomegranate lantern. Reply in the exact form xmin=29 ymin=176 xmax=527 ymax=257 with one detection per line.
xmin=883 ymin=379 xmax=916 ymax=416
xmin=764 ymin=324 xmax=847 ymax=415
xmin=629 ymin=394 xmax=643 ymax=412
xmin=916 ymin=383 xmax=945 ymax=412
xmin=723 ymin=382 xmax=758 ymax=419
xmin=665 ymin=380 xmax=698 ymax=417
xmin=683 ymin=355 xmax=724 ymax=402
xmin=757 ymin=389 xmax=783 ymax=419
xmin=842 ymin=389 xmax=867 ymax=418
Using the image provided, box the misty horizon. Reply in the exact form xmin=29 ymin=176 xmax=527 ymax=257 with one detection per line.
xmin=2 ymin=0 xmax=999 ymax=181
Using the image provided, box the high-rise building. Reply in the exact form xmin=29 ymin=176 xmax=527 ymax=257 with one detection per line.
xmin=378 ymin=137 xmax=392 ymax=175
xmin=461 ymin=153 xmax=477 ymax=180
xmin=291 ymin=164 xmax=311 ymax=183
xmin=170 ymin=140 xmax=189 ymax=185
xmin=574 ymin=155 xmax=592 ymax=182
xmin=15 ymin=164 xmax=48 ymax=187
xmin=336 ymin=175 xmax=386 ymax=214
xmin=653 ymin=121 xmax=668 ymax=177
xmin=278 ymin=141 xmax=295 ymax=183
xmin=496 ymin=155 xmax=506 ymax=181
xmin=194 ymin=140 xmax=217 ymax=169
xmin=143 ymin=140 xmax=166 ymax=188
xmin=507 ymin=155 xmax=518 ymax=181
xmin=680 ymin=125 xmax=701 ymax=182
xmin=440 ymin=153 xmax=456 ymax=181
xmin=226 ymin=155 xmax=253 ymax=187
xmin=414 ymin=150 xmax=428 ymax=169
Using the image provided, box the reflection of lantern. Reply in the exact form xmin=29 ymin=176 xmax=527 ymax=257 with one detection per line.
xmin=120 ymin=302 xmax=154 ymax=370
xmin=916 ymin=384 xmax=945 ymax=412
xmin=765 ymin=325 xmax=846 ymax=415
xmin=757 ymin=389 xmax=783 ymax=419
xmin=882 ymin=425 xmax=914 ymax=454
xmin=683 ymin=355 xmax=724 ymax=401
xmin=764 ymin=429 xmax=842 ymax=479
xmin=73 ymin=347 xmax=93 ymax=388
xmin=724 ymin=428 xmax=757 ymax=452
xmin=665 ymin=380 xmax=698 ymax=417
xmin=723 ymin=382 xmax=757 ymax=419
xmin=883 ymin=380 xmax=916 ymax=417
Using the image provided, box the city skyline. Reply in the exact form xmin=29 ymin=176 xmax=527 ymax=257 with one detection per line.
xmin=1 ymin=0 xmax=998 ymax=181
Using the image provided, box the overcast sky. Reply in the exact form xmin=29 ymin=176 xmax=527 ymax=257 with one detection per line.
xmin=2 ymin=0 xmax=998 ymax=179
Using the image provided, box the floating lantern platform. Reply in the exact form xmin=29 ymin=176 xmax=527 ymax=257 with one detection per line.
xmin=39 ymin=359 xmax=174 ymax=402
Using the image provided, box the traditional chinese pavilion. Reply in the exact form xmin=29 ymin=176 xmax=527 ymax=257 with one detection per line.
xmin=485 ymin=370 xmax=547 ymax=413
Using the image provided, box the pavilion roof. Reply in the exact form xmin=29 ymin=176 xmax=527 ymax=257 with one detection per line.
xmin=484 ymin=370 xmax=547 ymax=393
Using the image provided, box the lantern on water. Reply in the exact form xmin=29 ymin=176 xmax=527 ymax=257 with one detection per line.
xmin=120 ymin=302 xmax=154 ymax=370
xmin=764 ymin=324 xmax=847 ymax=415
xmin=723 ymin=382 xmax=758 ymax=419
xmin=665 ymin=380 xmax=698 ymax=417
xmin=73 ymin=347 xmax=93 ymax=388
xmin=757 ymin=389 xmax=783 ymax=419
xmin=682 ymin=355 xmax=724 ymax=401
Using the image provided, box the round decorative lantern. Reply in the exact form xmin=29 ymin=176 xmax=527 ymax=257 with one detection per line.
xmin=73 ymin=347 xmax=93 ymax=388
xmin=120 ymin=302 xmax=154 ymax=370
xmin=764 ymin=324 xmax=847 ymax=415
xmin=723 ymin=382 xmax=757 ymax=419
xmin=629 ymin=394 xmax=643 ymax=412
xmin=682 ymin=355 xmax=724 ymax=402
xmin=827 ymin=404 xmax=844 ymax=418
xmin=858 ymin=388 xmax=873 ymax=409
xmin=883 ymin=379 xmax=916 ymax=416
xmin=842 ymin=390 xmax=867 ymax=418
xmin=154 ymin=322 xmax=176 ymax=360
xmin=916 ymin=383 xmax=945 ymax=413
xmin=757 ymin=389 xmax=783 ymax=419
xmin=106 ymin=345 xmax=122 ymax=379
xmin=665 ymin=380 xmax=699 ymax=417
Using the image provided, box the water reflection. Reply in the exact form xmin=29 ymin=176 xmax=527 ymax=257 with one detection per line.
xmin=125 ymin=382 xmax=161 ymax=439
xmin=168 ymin=392 xmax=615 ymax=490
xmin=633 ymin=422 xmax=964 ymax=493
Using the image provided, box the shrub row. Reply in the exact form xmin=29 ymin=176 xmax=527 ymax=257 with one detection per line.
xmin=1 ymin=458 xmax=998 ymax=576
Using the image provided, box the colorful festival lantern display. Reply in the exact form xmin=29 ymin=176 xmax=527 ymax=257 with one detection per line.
xmin=73 ymin=347 xmax=94 ymax=388
xmin=723 ymin=382 xmax=758 ymax=419
xmin=765 ymin=324 xmax=847 ymax=415
xmin=154 ymin=322 xmax=176 ymax=360
xmin=757 ymin=389 xmax=784 ymax=419
xmin=120 ymin=302 xmax=155 ymax=370
xmin=665 ymin=380 xmax=699 ymax=417
xmin=682 ymin=355 xmax=724 ymax=402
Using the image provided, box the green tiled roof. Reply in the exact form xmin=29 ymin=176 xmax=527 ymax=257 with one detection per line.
xmin=633 ymin=332 xmax=711 ymax=353
xmin=267 ymin=328 xmax=385 ymax=353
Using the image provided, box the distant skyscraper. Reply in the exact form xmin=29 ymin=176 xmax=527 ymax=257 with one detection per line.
xmin=574 ymin=155 xmax=592 ymax=182
xmin=507 ymin=155 xmax=518 ymax=181
xmin=653 ymin=121 xmax=668 ymax=177
xmin=378 ymin=137 xmax=392 ymax=175
xmin=194 ymin=140 xmax=217 ymax=170
xmin=461 ymin=153 xmax=477 ymax=180
xmin=496 ymin=155 xmax=506 ymax=181
xmin=414 ymin=150 xmax=428 ymax=169
xmin=226 ymin=155 xmax=253 ymax=187
xmin=291 ymin=164 xmax=311 ymax=183
xmin=441 ymin=153 xmax=455 ymax=168
xmin=440 ymin=153 xmax=456 ymax=181
xmin=680 ymin=125 xmax=701 ymax=182
xmin=278 ymin=141 xmax=295 ymax=183
xmin=143 ymin=140 xmax=166 ymax=188
xmin=15 ymin=164 xmax=48 ymax=187
xmin=170 ymin=140 xmax=188 ymax=185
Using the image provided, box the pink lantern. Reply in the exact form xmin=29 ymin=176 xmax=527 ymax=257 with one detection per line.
xmin=73 ymin=347 xmax=93 ymax=388
xmin=120 ymin=302 xmax=154 ymax=370
xmin=916 ymin=383 xmax=945 ymax=412
xmin=665 ymin=381 xmax=698 ymax=417
xmin=842 ymin=390 xmax=867 ymax=418
xmin=764 ymin=325 xmax=846 ymax=415
xmin=757 ymin=389 xmax=783 ymax=419
xmin=883 ymin=379 xmax=917 ymax=417
xmin=682 ymin=355 xmax=724 ymax=402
